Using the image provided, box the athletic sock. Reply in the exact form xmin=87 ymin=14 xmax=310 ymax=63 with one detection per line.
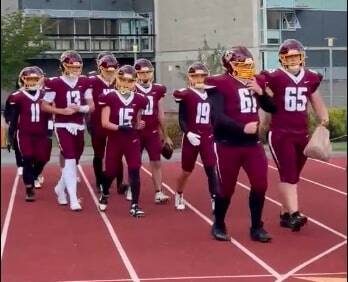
xmin=93 ymin=156 xmax=103 ymax=186
xmin=214 ymin=196 xmax=230 ymax=226
xmin=62 ymin=159 xmax=78 ymax=204
xmin=249 ymin=190 xmax=266 ymax=230
xmin=129 ymin=168 xmax=140 ymax=205
xmin=204 ymin=165 xmax=218 ymax=198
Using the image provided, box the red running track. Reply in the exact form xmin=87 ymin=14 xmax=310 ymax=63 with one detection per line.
xmin=1 ymin=157 xmax=347 ymax=282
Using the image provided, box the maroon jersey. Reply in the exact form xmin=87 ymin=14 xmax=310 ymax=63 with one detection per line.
xmin=98 ymin=90 xmax=148 ymax=133
xmin=256 ymin=68 xmax=322 ymax=134
xmin=43 ymin=76 xmax=92 ymax=125
xmin=88 ymin=75 xmax=114 ymax=130
xmin=8 ymin=89 xmax=51 ymax=135
xmin=135 ymin=83 xmax=166 ymax=131
xmin=206 ymin=74 xmax=260 ymax=126
xmin=173 ymin=87 xmax=213 ymax=135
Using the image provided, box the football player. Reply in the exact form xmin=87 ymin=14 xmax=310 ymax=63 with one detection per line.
xmin=41 ymin=50 xmax=95 ymax=211
xmin=173 ymin=62 xmax=218 ymax=211
xmin=205 ymin=46 xmax=276 ymax=242
xmin=254 ymin=39 xmax=329 ymax=231
xmin=87 ymin=53 xmax=128 ymax=194
xmin=6 ymin=66 xmax=52 ymax=201
xmin=98 ymin=65 xmax=148 ymax=217
xmin=134 ymin=58 xmax=172 ymax=204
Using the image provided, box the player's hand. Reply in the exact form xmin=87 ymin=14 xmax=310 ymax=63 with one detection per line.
xmin=69 ymin=104 xmax=81 ymax=112
xmin=61 ymin=107 xmax=78 ymax=115
xmin=246 ymin=78 xmax=263 ymax=95
xmin=187 ymin=131 xmax=201 ymax=146
xmin=118 ymin=124 xmax=132 ymax=131
xmin=320 ymin=118 xmax=329 ymax=128
xmin=164 ymin=136 xmax=174 ymax=148
xmin=244 ymin=121 xmax=259 ymax=134
xmin=136 ymin=120 xmax=146 ymax=130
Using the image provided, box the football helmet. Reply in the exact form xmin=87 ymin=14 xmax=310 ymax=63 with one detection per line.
xmin=222 ymin=46 xmax=255 ymax=80
xmin=98 ymin=54 xmax=119 ymax=82
xmin=18 ymin=66 xmax=44 ymax=91
xmin=134 ymin=58 xmax=154 ymax=86
xmin=60 ymin=50 xmax=83 ymax=78
xmin=115 ymin=65 xmax=137 ymax=95
xmin=187 ymin=62 xmax=209 ymax=89
xmin=279 ymin=39 xmax=305 ymax=73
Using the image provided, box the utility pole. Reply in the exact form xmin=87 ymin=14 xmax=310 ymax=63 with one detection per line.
xmin=325 ymin=37 xmax=335 ymax=107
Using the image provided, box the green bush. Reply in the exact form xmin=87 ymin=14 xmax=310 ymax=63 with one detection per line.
xmin=309 ymin=107 xmax=347 ymax=140
xmin=166 ymin=118 xmax=183 ymax=149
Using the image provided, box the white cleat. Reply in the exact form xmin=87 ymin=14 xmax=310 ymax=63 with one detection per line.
xmin=175 ymin=193 xmax=185 ymax=210
xmin=34 ymin=179 xmax=42 ymax=189
xmin=155 ymin=191 xmax=170 ymax=204
xmin=17 ymin=167 xmax=23 ymax=176
xmin=54 ymin=186 xmax=68 ymax=205
xmin=125 ymin=187 xmax=132 ymax=201
xmin=70 ymin=202 xmax=82 ymax=211
xmin=38 ymin=175 xmax=44 ymax=184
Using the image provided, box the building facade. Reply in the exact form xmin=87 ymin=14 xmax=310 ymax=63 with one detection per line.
xmin=1 ymin=0 xmax=346 ymax=108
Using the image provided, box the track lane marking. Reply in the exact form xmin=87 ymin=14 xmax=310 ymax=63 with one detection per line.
xmin=1 ymin=173 xmax=20 ymax=260
xmin=308 ymin=158 xmax=346 ymax=170
xmin=78 ymin=165 xmax=140 ymax=282
xmin=196 ymin=161 xmax=347 ymax=240
xmin=140 ymin=166 xmax=282 ymax=280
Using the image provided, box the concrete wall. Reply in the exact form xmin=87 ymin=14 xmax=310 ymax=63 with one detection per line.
xmin=154 ymin=0 xmax=259 ymax=111
xmin=1 ymin=0 xmax=18 ymax=15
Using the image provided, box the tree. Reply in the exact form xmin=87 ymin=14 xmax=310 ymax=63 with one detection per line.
xmin=1 ymin=12 xmax=50 ymax=90
xmin=178 ymin=39 xmax=226 ymax=80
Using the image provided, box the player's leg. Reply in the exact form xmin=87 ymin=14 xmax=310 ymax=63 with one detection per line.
xmin=175 ymin=136 xmax=199 ymax=210
xmin=268 ymin=131 xmax=306 ymax=231
xmin=17 ymin=131 xmax=36 ymax=201
xmin=32 ymin=136 xmax=52 ymax=189
xmin=212 ymin=144 xmax=241 ymax=241
xmin=145 ymin=130 xmax=169 ymax=204
xmin=13 ymin=133 xmax=24 ymax=175
xmin=242 ymin=144 xmax=271 ymax=242
xmin=91 ymin=130 xmax=105 ymax=193
xmin=200 ymin=134 xmax=218 ymax=210
xmin=124 ymin=137 xmax=144 ymax=217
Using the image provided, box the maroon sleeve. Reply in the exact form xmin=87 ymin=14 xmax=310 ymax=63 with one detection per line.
xmin=159 ymin=85 xmax=167 ymax=99
xmin=98 ymin=92 xmax=113 ymax=107
xmin=254 ymin=73 xmax=268 ymax=91
xmin=139 ymin=94 xmax=148 ymax=109
xmin=173 ymin=89 xmax=187 ymax=102
xmin=309 ymin=71 xmax=323 ymax=93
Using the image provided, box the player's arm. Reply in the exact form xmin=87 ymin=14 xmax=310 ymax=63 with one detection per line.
xmin=41 ymin=91 xmax=78 ymax=115
xmin=101 ymin=106 xmax=119 ymax=131
xmin=178 ymin=101 xmax=188 ymax=133
xmin=158 ymin=99 xmax=173 ymax=145
xmin=210 ymin=91 xmax=245 ymax=134
xmin=246 ymin=77 xmax=277 ymax=113
xmin=80 ymin=88 xmax=95 ymax=113
xmin=309 ymin=90 xmax=329 ymax=127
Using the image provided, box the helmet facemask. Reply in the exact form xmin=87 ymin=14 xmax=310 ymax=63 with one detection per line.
xmin=136 ymin=68 xmax=154 ymax=88
xmin=21 ymin=74 xmax=43 ymax=91
xmin=279 ymin=50 xmax=305 ymax=74
xmin=100 ymin=66 xmax=117 ymax=83
xmin=63 ymin=62 xmax=82 ymax=78
xmin=230 ymin=58 xmax=255 ymax=80
xmin=116 ymin=75 xmax=136 ymax=96
xmin=188 ymin=72 xmax=208 ymax=90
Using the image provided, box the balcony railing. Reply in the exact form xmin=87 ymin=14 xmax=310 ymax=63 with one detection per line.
xmin=43 ymin=34 xmax=155 ymax=53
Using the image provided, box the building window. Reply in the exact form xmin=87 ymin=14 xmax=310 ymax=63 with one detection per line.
xmin=119 ymin=19 xmax=131 ymax=34
xmin=282 ymin=12 xmax=301 ymax=30
xmin=137 ymin=20 xmax=149 ymax=34
xmin=43 ymin=18 xmax=58 ymax=34
xmin=267 ymin=11 xmax=281 ymax=29
xmin=75 ymin=19 xmax=89 ymax=35
xmin=105 ymin=19 xmax=117 ymax=35
xmin=91 ymin=19 xmax=104 ymax=35
xmin=59 ymin=18 xmax=74 ymax=35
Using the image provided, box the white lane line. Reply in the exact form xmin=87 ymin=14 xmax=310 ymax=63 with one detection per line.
xmin=196 ymin=161 xmax=347 ymax=240
xmin=57 ymin=273 xmax=274 ymax=282
xmin=1 ymin=173 xmax=20 ymax=260
xmin=275 ymin=240 xmax=347 ymax=282
xmin=308 ymin=158 xmax=346 ymax=170
xmin=268 ymin=164 xmax=346 ymax=196
xmin=57 ymin=271 xmax=348 ymax=282
xmin=141 ymin=166 xmax=282 ymax=280
xmin=78 ymin=165 xmax=140 ymax=282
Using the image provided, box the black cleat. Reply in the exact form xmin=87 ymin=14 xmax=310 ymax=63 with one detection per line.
xmin=280 ymin=212 xmax=307 ymax=232
xmin=211 ymin=222 xmax=230 ymax=241
xmin=129 ymin=204 xmax=145 ymax=217
xmin=25 ymin=187 xmax=36 ymax=202
xmin=250 ymin=224 xmax=272 ymax=243
xmin=98 ymin=194 xmax=109 ymax=211
xmin=117 ymin=183 xmax=130 ymax=195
